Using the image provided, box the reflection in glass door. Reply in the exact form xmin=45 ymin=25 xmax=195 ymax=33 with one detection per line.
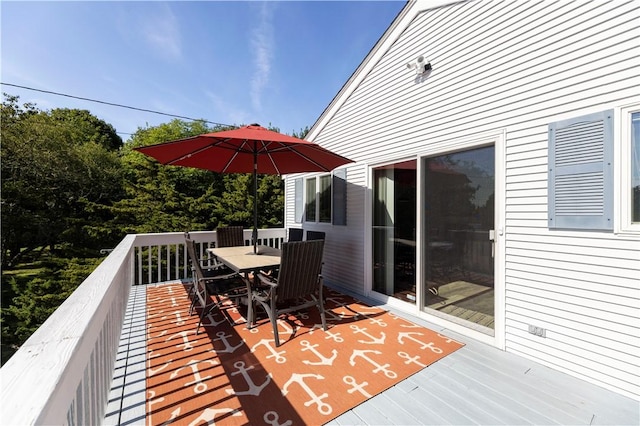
xmin=422 ymin=146 xmax=495 ymax=331
xmin=372 ymin=160 xmax=417 ymax=304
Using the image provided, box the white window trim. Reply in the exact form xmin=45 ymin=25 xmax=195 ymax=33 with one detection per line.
xmin=616 ymin=103 xmax=640 ymax=234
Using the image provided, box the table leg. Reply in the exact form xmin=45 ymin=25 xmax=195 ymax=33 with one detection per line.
xmin=244 ymin=272 xmax=255 ymax=328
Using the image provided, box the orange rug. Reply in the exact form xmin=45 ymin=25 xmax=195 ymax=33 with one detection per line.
xmin=146 ymin=282 xmax=464 ymax=425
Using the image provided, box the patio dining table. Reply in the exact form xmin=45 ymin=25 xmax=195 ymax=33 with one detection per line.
xmin=207 ymin=245 xmax=281 ymax=326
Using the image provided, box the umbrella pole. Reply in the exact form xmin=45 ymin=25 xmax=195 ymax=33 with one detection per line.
xmin=253 ymin=147 xmax=258 ymax=254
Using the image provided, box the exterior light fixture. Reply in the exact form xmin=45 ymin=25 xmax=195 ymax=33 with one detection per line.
xmin=406 ymin=55 xmax=431 ymax=75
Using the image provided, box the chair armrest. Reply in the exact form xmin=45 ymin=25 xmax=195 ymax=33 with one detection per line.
xmin=256 ymin=272 xmax=278 ymax=288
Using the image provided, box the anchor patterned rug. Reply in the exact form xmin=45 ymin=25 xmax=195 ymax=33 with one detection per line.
xmin=146 ymin=282 xmax=464 ymax=425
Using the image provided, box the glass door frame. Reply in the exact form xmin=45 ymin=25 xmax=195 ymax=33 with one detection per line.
xmin=365 ymin=131 xmax=506 ymax=349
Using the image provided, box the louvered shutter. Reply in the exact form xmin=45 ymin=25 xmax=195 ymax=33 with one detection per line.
xmin=548 ymin=110 xmax=613 ymax=230
xmin=332 ymin=168 xmax=347 ymax=226
xmin=294 ymin=178 xmax=303 ymax=223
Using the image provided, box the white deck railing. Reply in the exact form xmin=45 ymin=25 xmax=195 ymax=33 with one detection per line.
xmin=0 ymin=228 xmax=286 ymax=425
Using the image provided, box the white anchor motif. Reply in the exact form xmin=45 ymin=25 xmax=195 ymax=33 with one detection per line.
xmin=225 ymin=361 xmax=272 ymax=396
xmin=264 ymin=411 xmax=293 ymax=426
xmin=159 ymin=407 xmax=181 ymax=426
xmin=397 ymin=351 xmax=427 ymax=367
xmin=170 ymin=296 xmax=179 ymax=307
xmin=202 ymin=311 xmax=227 ymax=327
xmin=387 ymin=312 xmax=421 ymax=328
xmin=282 ymin=373 xmax=332 ymax=415
xmin=147 ymin=389 xmax=165 ymax=409
xmin=213 ymin=331 xmax=244 ymax=353
xmin=323 ymin=309 xmax=344 ymax=322
xmin=343 ymin=375 xmax=372 ymax=398
xmin=167 ymin=330 xmax=198 ymax=351
xmin=352 ymin=303 xmax=383 ymax=313
xmin=367 ymin=316 xmax=387 ymax=327
xmin=275 ymin=319 xmax=296 ymax=340
xmin=349 ymin=349 xmax=397 ymax=378
xmin=300 ymin=340 xmax=337 ymax=365
xmin=397 ymin=332 xmax=443 ymax=353
xmin=325 ymin=295 xmax=347 ymax=306
xmin=152 ymin=328 xmax=169 ymax=338
xmin=323 ymin=328 xmax=344 ymax=343
xmin=188 ymin=407 xmax=242 ymax=426
xmin=251 ymin=339 xmax=287 ymax=363
xmin=148 ymin=350 xmax=173 ymax=376
xmin=437 ymin=333 xmax=463 ymax=345
xmin=170 ymin=358 xmax=218 ymax=394
xmin=172 ymin=310 xmax=186 ymax=326
xmin=350 ymin=324 xmax=386 ymax=344
xmin=295 ymin=309 xmax=310 ymax=320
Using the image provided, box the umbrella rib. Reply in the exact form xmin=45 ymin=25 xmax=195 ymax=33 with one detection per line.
xmin=220 ymin=139 xmax=254 ymax=173
xmin=164 ymin=138 xmax=240 ymax=165
xmin=261 ymin=140 xmax=281 ymax=175
xmin=284 ymin=144 xmax=333 ymax=171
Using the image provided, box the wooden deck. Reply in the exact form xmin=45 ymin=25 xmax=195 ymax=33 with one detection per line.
xmin=105 ymin=283 xmax=639 ymax=426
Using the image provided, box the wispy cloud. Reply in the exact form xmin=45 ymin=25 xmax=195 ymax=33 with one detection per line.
xmin=249 ymin=2 xmax=275 ymax=111
xmin=140 ymin=3 xmax=182 ymax=61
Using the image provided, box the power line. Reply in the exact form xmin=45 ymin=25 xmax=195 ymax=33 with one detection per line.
xmin=1 ymin=82 xmax=233 ymax=129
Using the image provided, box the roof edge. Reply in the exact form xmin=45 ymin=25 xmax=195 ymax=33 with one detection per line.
xmin=306 ymin=0 xmax=470 ymax=142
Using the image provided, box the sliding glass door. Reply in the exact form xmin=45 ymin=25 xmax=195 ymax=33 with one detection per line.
xmin=422 ymin=146 xmax=495 ymax=331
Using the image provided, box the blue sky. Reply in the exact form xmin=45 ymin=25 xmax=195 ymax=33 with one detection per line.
xmin=1 ymin=1 xmax=405 ymax=140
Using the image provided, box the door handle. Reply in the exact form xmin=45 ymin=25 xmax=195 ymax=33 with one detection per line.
xmin=489 ymin=230 xmax=495 ymax=258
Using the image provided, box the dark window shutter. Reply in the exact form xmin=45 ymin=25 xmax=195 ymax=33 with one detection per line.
xmin=333 ymin=168 xmax=347 ymax=226
xmin=294 ymin=178 xmax=303 ymax=223
xmin=548 ymin=110 xmax=613 ymax=230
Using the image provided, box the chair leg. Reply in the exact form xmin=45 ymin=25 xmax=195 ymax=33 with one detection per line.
xmin=318 ymin=283 xmax=327 ymax=331
xmin=189 ymin=291 xmax=198 ymax=316
xmin=255 ymin=295 xmax=281 ymax=346
xmin=270 ymin=308 xmax=280 ymax=347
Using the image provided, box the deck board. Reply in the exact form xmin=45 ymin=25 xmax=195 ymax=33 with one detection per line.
xmin=107 ymin=283 xmax=640 ymax=425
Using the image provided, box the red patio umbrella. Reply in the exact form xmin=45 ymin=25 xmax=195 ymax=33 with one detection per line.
xmin=134 ymin=124 xmax=353 ymax=253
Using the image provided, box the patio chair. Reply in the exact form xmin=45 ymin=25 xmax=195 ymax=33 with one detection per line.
xmin=184 ymin=232 xmax=229 ymax=299
xmin=288 ymin=228 xmax=304 ymax=242
xmin=306 ymin=230 xmax=325 ymax=241
xmin=252 ymin=239 xmax=327 ymax=346
xmin=185 ymin=235 xmax=247 ymax=333
xmin=216 ymin=225 xmax=245 ymax=247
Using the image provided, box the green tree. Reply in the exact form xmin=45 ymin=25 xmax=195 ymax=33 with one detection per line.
xmin=110 ymin=119 xmax=228 ymax=233
xmin=1 ymin=94 xmax=124 ymax=266
xmin=1 ymin=94 xmax=124 ymax=363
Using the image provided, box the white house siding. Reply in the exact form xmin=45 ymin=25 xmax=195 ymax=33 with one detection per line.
xmin=287 ymin=0 xmax=640 ymax=400
xmin=285 ymin=165 xmax=369 ymax=295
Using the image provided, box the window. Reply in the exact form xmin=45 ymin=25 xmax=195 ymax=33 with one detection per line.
xmin=620 ymin=105 xmax=640 ymax=232
xmin=296 ymin=170 xmax=347 ymax=225
xmin=319 ymin=175 xmax=331 ymax=223
xmin=305 ymin=178 xmax=316 ymax=222
xmin=305 ymin=175 xmax=330 ymax=223
xmin=548 ymin=110 xmax=613 ymax=230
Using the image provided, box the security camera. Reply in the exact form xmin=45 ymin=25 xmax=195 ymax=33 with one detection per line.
xmin=406 ymin=55 xmax=431 ymax=75
xmin=416 ymin=56 xmax=431 ymax=73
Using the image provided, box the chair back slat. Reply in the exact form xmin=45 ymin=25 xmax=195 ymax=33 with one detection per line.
xmin=306 ymin=231 xmax=325 ymax=241
xmin=288 ymin=228 xmax=304 ymax=242
xmin=216 ymin=226 xmax=245 ymax=247
xmin=184 ymin=236 xmax=205 ymax=279
xmin=277 ymin=240 xmax=324 ymax=300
